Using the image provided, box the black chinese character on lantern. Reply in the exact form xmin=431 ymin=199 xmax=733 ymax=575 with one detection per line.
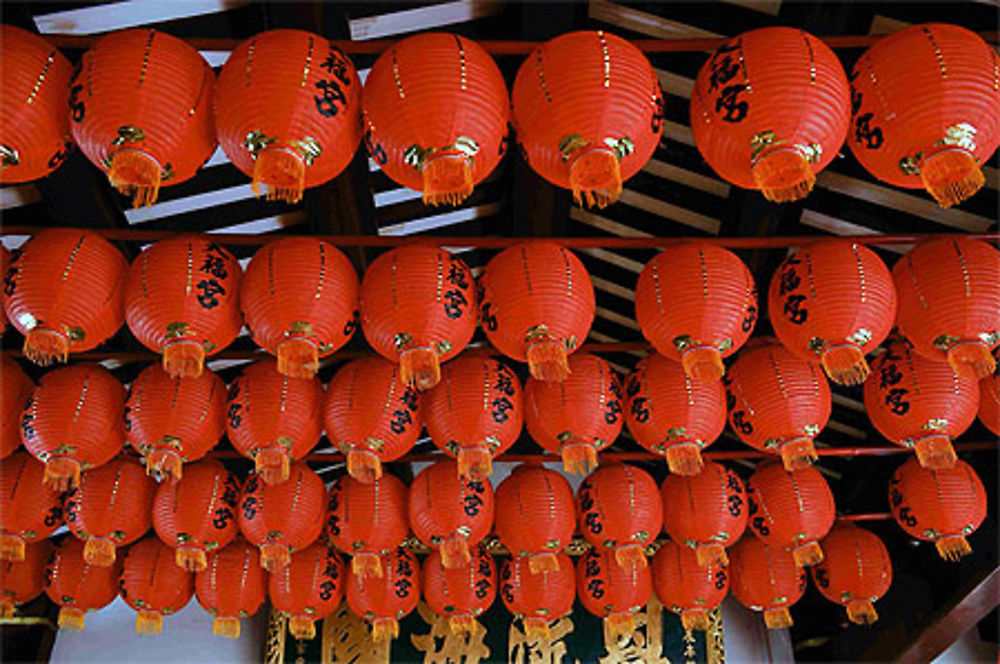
xmin=320 ymin=47 xmax=352 ymax=86
xmin=490 ymin=397 xmax=513 ymax=424
xmin=445 ymin=263 xmax=469 ymax=290
xmin=783 ymin=294 xmax=808 ymax=325
xmin=853 ymin=113 xmax=884 ymax=149
xmin=715 ymin=84 xmax=749 ymax=123
xmin=314 ymin=79 xmax=347 ymax=118
xmin=630 ymin=397 xmax=650 ymax=423
xmin=493 ymin=370 xmax=516 ymax=397
xmin=884 ymin=388 xmax=910 ymax=415
xmin=196 ymin=279 xmax=226 ymax=309
xmin=442 ymin=289 xmax=468 ymax=319
xmin=200 ymin=246 xmax=229 ymax=280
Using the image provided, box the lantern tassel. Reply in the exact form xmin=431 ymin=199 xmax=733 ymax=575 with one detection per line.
xmin=561 ymin=442 xmax=598 ymax=476
xmin=288 ymin=616 xmax=316 ymax=641
xmin=277 ymin=338 xmax=319 ymax=379
xmin=570 ymin=148 xmax=622 ymax=209
xmin=763 ymin=607 xmax=793 ymax=630
xmin=351 ymin=552 xmax=383 ymax=579
xmin=399 ymin=347 xmax=441 ymax=391
xmin=681 ymin=608 xmax=710 ymax=632
xmin=792 ymin=540 xmax=824 ymax=568
xmin=43 ymin=457 xmax=81 ymax=492
xmin=935 ymin=535 xmax=972 ymax=562
xmin=681 ymin=346 xmax=725 ymax=381
xmin=58 ymin=607 xmax=87 ymax=631
xmin=136 ymin=610 xmax=164 ymax=635
xmin=422 ymin=154 xmax=474 ymax=207
xmin=665 ymin=443 xmax=705 ymax=476
xmin=752 ymin=149 xmax=816 ymax=203
xmin=255 ymin=447 xmax=290 ymax=485
xmin=605 ymin=612 xmax=635 ymax=640
xmin=83 ymin=538 xmax=117 ymax=567
xmin=0 ymin=534 xmax=25 ymax=562
xmin=528 ymin=552 xmax=560 ymax=574
xmin=259 ymin=543 xmax=291 ymax=572
xmin=440 ymin=536 xmax=471 ymax=569
xmin=614 ymin=543 xmax=647 ymax=570
xmin=946 ymin=341 xmax=996 ymax=380
xmin=108 ymin=149 xmax=162 ymax=208
xmin=213 ymin=616 xmax=241 ymax=639
xmin=920 ymin=148 xmax=985 ymax=209
xmin=176 ymin=546 xmax=207 ymax=573
xmin=146 ymin=448 xmax=183 ymax=482
xmin=457 ymin=446 xmax=492 ymax=482
xmin=252 ymin=148 xmax=305 ymax=205
xmin=779 ymin=438 xmax=818 ymax=472
xmin=821 ymin=344 xmax=870 ymax=386
xmin=23 ymin=328 xmax=69 ymax=366
xmin=914 ymin=435 xmax=957 ymax=470
xmin=0 ymin=599 xmax=15 ymax=618
xmin=162 ymin=340 xmax=205 ymax=378
xmin=523 ymin=617 xmax=551 ymax=642
xmin=448 ymin=614 xmax=477 ymax=635
xmin=526 ymin=340 xmax=571 ymax=382
xmin=346 ymin=449 xmax=383 ymax=484
xmin=695 ymin=543 xmax=728 ymax=569
xmin=846 ymin=600 xmax=878 ymax=626
xmin=371 ymin=618 xmax=399 ymax=642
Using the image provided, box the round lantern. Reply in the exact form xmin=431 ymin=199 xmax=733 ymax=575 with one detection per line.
xmin=478 ymin=243 xmax=595 ymax=381
xmin=124 ymin=236 xmax=242 ymax=378
xmin=625 ymin=353 xmax=726 ymax=475
xmin=237 ymin=463 xmax=326 ymax=571
xmin=21 ymin=363 xmax=125 ymax=490
xmin=64 ymin=456 xmax=156 ymax=567
xmin=0 ymin=539 xmax=52 ymax=617
xmin=848 ymin=23 xmax=1000 ymax=208
xmin=215 ymin=29 xmax=362 ymax=203
xmin=125 ymin=363 xmax=226 ymax=481
xmin=324 ymin=357 xmax=422 ymax=483
xmin=889 ymin=457 xmax=986 ymax=561
xmin=360 ymin=246 xmax=476 ymax=391
xmin=495 ymin=464 xmax=575 ymax=573
xmin=225 ymin=359 xmax=323 ymax=484
xmin=691 ymin=28 xmax=849 ymax=202
xmin=153 ymin=458 xmax=241 ymax=572
xmin=45 ymin=536 xmax=122 ymax=631
xmin=1 ymin=358 xmax=32 ymax=459
xmin=241 ymin=237 xmax=359 ymax=378
xmin=408 ymin=460 xmax=494 ymax=569
xmin=119 ymin=537 xmax=195 ymax=634
xmin=3 ymin=229 xmax=126 ymax=365
xmin=346 ymin=547 xmax=420 ymax=642
xmin=811 ymin=524 xmax=892 ymax=625
xmin=724 ymin=340 xmax=832 ymax=470
xmin=746 ymin=463 xmax=835 ymax=568
xmin=363 ymin=33 xmax=509 ymax=205
xmin=0 ymin=25 xmax=74 ymax=183
xmin=524 ymin=353 xmax=623 ymax=475
xmin=0 ymin=452 xmax=63 ymax=561
xmin=980 ymin=371 xmax=1000 ymax=436
xmin=325 ymin=474 xmax=409 ymax=580
xmin=512 ymin=30 xmax=663 ymax=208
xmin=651 ymin=540 xmax=728 ymax=631
xmin=768 ymin=240 xmax=897 ymax=386
xmin=195 ymin=538 xmax=267 ymax=639
xmin=576 ymin=548 xmax=651 ymax=639
xmin=499 ymin=553 xmax=574 ymax=640
xmin=728 ymin=536 xmax=807 ymax=629
xmin=424 ymin=356 xmax=523 ymax=480
xmin=865 ymin=340 xmax=979 ymax=469
xmin=269 ymin=543 xmax=345 ymax=640
xmin=892 ymin=237 xmax=1000 ymax=379
xmin=660 ymin=461 xmax=748 ymax=568
xmin=71 ymin=29 xmax=216 ymax=207
xmin=577 ymin=463 xmax=662 ymax=570
xmin=423 ymin=545 xmax=497 ymax=633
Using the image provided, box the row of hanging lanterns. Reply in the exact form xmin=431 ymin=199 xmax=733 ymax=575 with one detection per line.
xmin=3 ymin=23 xmax=998 ymax=209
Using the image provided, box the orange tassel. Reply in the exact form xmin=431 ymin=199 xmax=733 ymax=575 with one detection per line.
xmin=0 ymin=534 xmax=26 ymax=562
xmin=946 ymin=341 xmax=996 ymax=380
xmin=695 ymin=543 xmax=728 ymax=569
xmin=277 ymin=338 xmax=319 ymax=379
xmin=399 ymin=347 xmax=441 ymax=391
xmin=779 ymin=438 xmax=818 ymax=472
xmin=523 ymin=617 xmax=552 ymax=641
xmin=792 ymin=540 xmax=824 ymax=568
xmin=259 ymin=543 xmax=291 ymax=572
xmin=371 ymin=617 xmax=399 ymax=642
xmin=346 ymin=449 xmax=383 ymax=484
xmin=351 ymin=552 xmax=383 ymax=579
xmin=162 ymin=340 xmax=205 ymax=379
xmin=59 ymin=607 xmax=87 ymax=631
xmin=914 ymin=435 xmax=957 ymax=470
xmin=0 ymin=599 xmax=15 ymax=618
xmin=920 ymin=148 xmax=985 ymax=209
xmin=457 ymin=446 xmax=492 ymax=482
xmin=526 ymin=340 xmax=571 ymax=382
xmin=440 ymin=536 xmax=471 ymax=569
xmin=252 ymin=147 xmax=305 ymax=204
xmin=213 ymin=616 xmax=241 ymax=639
xmin=108 ymin=149 xmax=162 ymax=208
xmin=136 ymin=610 xmax=164 ymax=635
xmin=422 ymin=154 xmax=474 ymax=207
xmin=570 ymin=148 xmax=623 ymax=209
xmin=83 ymin=538 xmax=117 ymax=567
xmin=528 ymin=552 xmax=560 ymax=574
xmin=763 ymin=607 xmax=793 ymax=630
xmin=288 ymin=615 xmax=317 ymax=641
xmin=256 ymin=447 xmax=290 ymax=485
xmin=681 ymin=346 xmax=725 ymax=381
xmin=752 ymin=148 xmax=816 ymax=203
xmin=561 ymin=442 xmax=598 ymax=476
xmin=935 ymin=535 xmax=972 ymax=562
xmin=605 ymin=611 xmax=635 ymax=640
xmin=846 ymin=599 xmax=878 ymax=626
xmin=665 ymin=443 xmax=705 ymax=476
xmin=681 ymin=608 xmax=710 ymax=632
xmin=614 ymin=543 xmax=647 ymax=570
xmin=43 ymin=457 xmax=81 ymax=492
xmin=23 ymin=328 xmax=69 ymax=366
xmin=449 ymin=613 xmax=477 ymax=635
xmin=146 ymin=448 xmax=183 ymax=482
xmin=821 ymin=344 xmax=870 ymax=387
xmin=176 ymin=546 xmax=207 ymax=573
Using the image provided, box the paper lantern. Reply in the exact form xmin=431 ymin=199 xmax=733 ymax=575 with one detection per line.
xmin=71 ymin=29 xmax=216 ymax=206
xmin=195 ymin=538 xmax=267 ymax=639
xmin=0 ymin=246 xmax=8 ymax=328
xmin=577 ymin=464 xmax=662 ymax=570
xmin=479 ymin=243 xmax=595 ymax=381
xmin=215 ymin=29 xmax=362 ymax=203
xmin=635 ymin=245 xmax=757 ymax=380
xmin=3 ymin=229 xmax=126 ymax=365
xmin=576 ymin=548 xmax=651 ymax=640
xmin=768 ymin=240 xmax=897 ymax=385
xmin=980 ymin=371 xmax=1000 ymax=436
xmin=1 ymin=358 xmax=32 ymax=459
xmin=346 ymin=547 xmax=420 ymax=642
xmin=848 ymin=23 xmax=1000 ymax=208
xmin=241 ymin=237 xmax=359 ymax=378
xmin=651 ymin=540 xmax=728 ymax=631
xmin=363 ymin=33 xmax=509 ymax=205
xmin=269 ymin=543 xmax=345 ymax=640
xmin=494 ymin=464 xmax=575 ymax=574
xmin=811 ymin=524 xmax=892 ymax=625
xmin=0 ymin=452 xmax=62 ymax=561
xmin=524 ymin=353 xmax=623 ymax=475
xmin=119 ymin=537 xmax=195 ymax=634
xmin=423 ymin=545 xmax=496 ymax=634
xmin=499 ymin=553 xmax=574 ymax=640
xmin=45 ymin=536 xmax=121 ymax=631
xmin=728 ymin=536 xmax=807 ymax=629
xmin=325 ymin=473 xmax=408 ymax=580
xmin=0 ymin=539 xmax=52 ymax=617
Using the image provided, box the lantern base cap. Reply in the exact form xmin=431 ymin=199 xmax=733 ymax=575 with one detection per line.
xmin=176 ymin=546 xmax=207 ymax=573
xmin=252 ymin=148 xmax=305 ymax=204
xmin=108 ymin=149 xmax=162 ymax=208
xmin=440 ymin=536 xmax=471 ymax=569
xmin=752 ymin=149 xmax=815 ymax=203
xmin=846 ymin=600 xmax=878 ymax=626
xmin=695 ymin=543 xmax=728 ymax=568
xmin=681 ymin=346 xmax=725 ymax=382
xmin=136 ymin=610 xmax=164 ymax=635
xmin=605 ymin=612 xmax=635 ymax=640
xmin=448 ymin=614 xmax=477 ymax=635
xmin=399 ymin=346 xmax=441 ymax=391
xmin=526 ymin=340 xmax=571 ymax=382
xmin=528 ymin=552 xmax=561 ymax=574
xmin=763 ymin=607 xmax=793 ymax=630
xmin=146 ymin=448 xmax=183 ymax=482
xmin=561 ymin=442 xmax=598 ymax=476
xmin=259 ymin=542 xmax=291 ymax=571
xmin=792 ymin=540 xmax=824 ymax=568
xmin=946 ymin=341 xmax=996 ymax=380
xmin=0 ymin=534 xmax=25 ymax=562
xmin=255 ymin=447 xmax=291 ymax=485
xmin=351 ymin=552 xmax=383 ymax=579
xmin=615 ymin=543 xmax=648 ymax=570
xmin=346 ymin=449 xmax=383 ymax=484
xmin=371 ymin=618 xmax=399 ymax=642
xmin=277 ymin=338 xmax=319 ymax=379
xmin=570 ymin=148 xmax=622 ymax=209
xmin=456 ymin=446 xmax=492 ymax=482
xmin=288 ymin=615 xmax=316 ymax=640
xmin=821 ymin=344 xmax=870 ymax=386
xmin=914 ymin=435 xmax=957 ymax=470
xmin=523 ymin=617 xmax=552 ymax=641
xmin=935 ymin=536 xmax=972 ymax=562
xmin=920 ymin=148 xmax=984 ymax=209
xmin=0 ymin=599 xmax=15 ymax=618
xmin=23 ymin=328 xmax=69 ymax=366
xmin=681 ymin=608 xmax=710 ymax=632
xmin=59 ymin=607 xmax=87 ymax=631
xmin=213 ymin=616 xmax=241 ymax=639
xmin=780 ymin=438 xmax=818 ymax=472
xmin=83 ymin=537 xmax=117 ymax=567
xmin=43 ymin=457 xmax=81 ymax=492
xmin=666 ymin=443 xmax=705 ymax=476
xmin=422 ymin=154 xmax=474 ymax=207
xmin=162 ymin=339 xmax=205 ymax=378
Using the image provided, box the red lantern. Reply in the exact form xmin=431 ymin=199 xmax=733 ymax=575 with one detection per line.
xmin=625 ymin=353 xmax=726 ymax=475
xmin=524 ymin=353 xmax=623 ymax=475
xmin=64 ymin=456 xmax=156 ymax=567
xmin=408 ymin=460 xmax=494 ymax=569
xmin=577 ymin=464 xmax=662 ymax=570
xmin=362 ymin=33 xmax=509 ymax=205
xmin=635 ymin=245 xmax=758 ymax=380
xmin=651 ymin=541 xmax=728 ymax=631
xmin=71 ymin=29 xmax=216 ymax=207
xmin=724 ymin=340 xmax=832 ymax=470
xmin=866 ymin=341 xmax=979 ymax=469
xmin=424 ymin=357 xmax=523 ymax=480
xmin=660 ymin=461 xmax=748 ymax=568
xmin=0 ymin=26 xmax=74 ymax=183
xmin=45 ymin=536 xmax=122 ymax=631
xmin=0 ymin=452 xmax=62 ymax=561
xmin=325 ymin=474 xmax=408 ymax=580
xmin=576 ymin=548 xmax=651 ymax=639
xmin=269 ymin=543 xmax=345 ymax=640
xmin=125 ymin=363 xmax=226 ymax=481
xmin=691 ymin=28 xmax=849 ymax=202
xmin=728 ymin=536 xmax=807 ymax=629
xmin=848 ymin=24 xmax=1000 ymax=208
xmin=423 ymin=545 xmax=496 ymax=634
xmin=0 ymin=246 xmax=8 ymax=328
xmin=512 ymin=30 xmax=663 ymax=208
xmin=495 ymin=464 xmax=575 ymax=574
xmin=746 ymin=463 xmax=835 ymax=568
xmin=980 ymin=372 xmax=1000 ymax=436
xmin=499 ymin=553 xmax=574 ymax=640
xmin=21 ymin=363 xmax=125 ymax=491
xmin=889 ymin=457 xmax=986 ymax=561
xmin=195 ymin=538 xmax=267 ymax=639
xmin=479 ymin=243 xmax=595 ymax=381
xmin=152 ymin=458 xmax=241 ymax=572
xmin=360 ymin=246 xmax=477 ymax=391
xmin=124 ymin=236 xmax=242 ymax=378
xmin=241 ymin=238 xmax=359 ymax=378
xmin=0 ymin=539 xmax=52 ymax=617
xmin=892 ymin=237 xmax=1000 ymax=379
xmin=120 ymin=537 xmax=195 ymax=634
xmin=1 ymin=358 xmax=32 ymax=459
xmin=215 ymin=29 xmax=362 ymax=203
xmin=811 ymin=524 xmax=892 ymax=625
xmin=768 ymin=240 xmax=897 ymax=385
xmin=346 ymin=547 xmax=420 ymax=642
xmin=225 ymin=359 xmax=323 ymax=485
xmin=3 ymin=229 xmax=126 ymax=365
xmin=237 ymin=463 xmax=326 ymax=571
